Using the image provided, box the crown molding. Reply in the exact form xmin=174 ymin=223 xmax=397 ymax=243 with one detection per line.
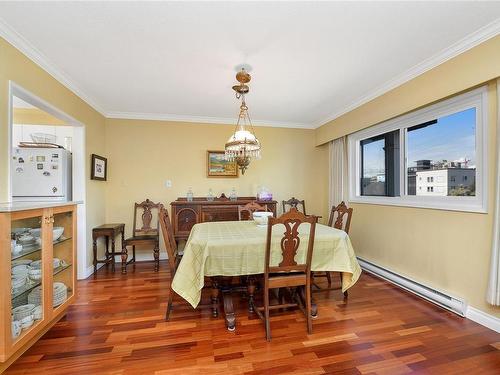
xmin=106 ymin=111 xmax=314 ymax=129
xmin=0 ymin=16 xmax=106 ymax=116
xmin=313 ymin=18 xmax=500 ymax=129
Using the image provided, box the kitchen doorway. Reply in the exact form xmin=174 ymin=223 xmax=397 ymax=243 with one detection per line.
xmin=8 ymin=82 xmax=88 ymax=280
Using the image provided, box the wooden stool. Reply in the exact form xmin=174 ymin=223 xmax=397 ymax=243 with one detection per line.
xmin=92 ymin=224 xmax=125 ymax=276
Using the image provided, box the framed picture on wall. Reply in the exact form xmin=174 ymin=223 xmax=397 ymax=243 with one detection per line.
xmin=91 ymin=154 xmax=107 ymax=181
xmin=207 ymin=150 xmax=238 ymax=178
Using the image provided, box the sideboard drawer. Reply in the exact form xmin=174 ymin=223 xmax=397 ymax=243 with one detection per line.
xmin=201 ymin=205 xmax=238 ymax=222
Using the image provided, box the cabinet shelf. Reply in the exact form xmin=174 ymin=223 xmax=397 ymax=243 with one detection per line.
xmin=11 ymin=263 xmax=72 ymax=300
xmin=11 ymin=237 xmax=72 ymax=261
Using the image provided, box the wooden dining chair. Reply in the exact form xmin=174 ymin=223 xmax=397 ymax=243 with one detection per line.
xmin=313 ymin=201 xmax=353 ymax=297
xmin=282 ymin=197 xmax=306 ymax=215
xmin=251 ymin=208 xmax=318 ymax=341
xmin=121 ymin=199 xmax=162 ymax=273
xmin=238 ymin=201 xmax=269 ymax=221
xmin=159 ymin=206 xmax=182 ymax=320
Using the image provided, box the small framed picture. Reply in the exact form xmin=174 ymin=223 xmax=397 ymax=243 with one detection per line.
xmin=91 ymin=154 xmax=107 ymax=181
xmin=207 ymin=150 xmax=238 ymax=178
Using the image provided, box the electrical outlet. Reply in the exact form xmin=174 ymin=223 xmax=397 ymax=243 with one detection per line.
xmin=165 ymin=180 xmax=172 ymax=188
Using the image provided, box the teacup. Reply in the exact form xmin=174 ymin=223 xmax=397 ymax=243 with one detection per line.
xmin=11 ymin=320 xmax=21 ymax=339
xmin=12 ymin=244 xmax=23 ymax=255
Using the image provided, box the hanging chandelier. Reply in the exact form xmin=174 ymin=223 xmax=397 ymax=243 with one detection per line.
xmin=224 ymin=68 xmax=261 ymax=175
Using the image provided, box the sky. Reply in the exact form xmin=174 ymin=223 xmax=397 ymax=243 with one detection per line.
xmin=363 ymin=107 xmax=476 ymax=177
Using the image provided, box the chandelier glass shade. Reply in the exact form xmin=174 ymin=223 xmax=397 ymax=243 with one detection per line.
xmin=224 ymin=68 xmax=261 ymax=175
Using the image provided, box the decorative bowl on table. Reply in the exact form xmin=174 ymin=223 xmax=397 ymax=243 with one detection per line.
xmin=252 ymin=212 xmax=274 ymax=227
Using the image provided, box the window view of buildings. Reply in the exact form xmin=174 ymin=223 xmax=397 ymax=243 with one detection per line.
xmin=408 ymin=158 xmax=476 ymax=196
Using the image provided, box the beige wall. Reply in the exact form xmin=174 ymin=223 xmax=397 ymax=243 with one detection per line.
xmin=0 ymin=37 xmax=107 ymax=273
xmin=104 ymin=119 xmax=328 ymax=257
xmin=316 ymin=37 xmax=500 ymax=317
xmin=13 ymin=107 xmax=66 ymax=125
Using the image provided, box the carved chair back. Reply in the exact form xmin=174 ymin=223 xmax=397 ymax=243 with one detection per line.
xmin=327 ymin=201 xmax=353 ymax=234
xmin=282 ymin=197 xmax=306 ymax=215
xmin=159 ymin=206 xmax=178 ymax=275
xmin=265 ymin=208 xmax=318 ymax=276
xmin=133 ymin=199 xmax=162 ymax=237
xmin=238 ymin=201 xmax=270 ymax=221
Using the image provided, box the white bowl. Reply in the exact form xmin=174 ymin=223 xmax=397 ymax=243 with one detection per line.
xmin=12 ymin=264 xmax=29 ymax=277
xmin=12 ymin=304 xmax=35 ymax=321
xmin=12 ymin=227 xmax=31 ymax=235
xmin=53 ymin=227 xmax=64 ymax=241
xmin=11 ymin=320 xmax=21 ymax=339
xmin=18 ymin=234 xmax=34 ymax=244
xmin=252 ymin=211 xmax=274 ymax=226
xmin=20 ymin=315 xmax=34 ymax=330
xmin=29 ymin=228 xmax=42 ymax=238
xmin=53 ymin=258 xmax=60 ymax=268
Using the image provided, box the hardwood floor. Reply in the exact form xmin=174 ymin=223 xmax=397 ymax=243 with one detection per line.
xmin=5 ymin=261 xmax=500 ymax=374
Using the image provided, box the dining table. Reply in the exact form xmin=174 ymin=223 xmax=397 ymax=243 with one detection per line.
xmin=171 ymin=220 xmax=362 ymax=331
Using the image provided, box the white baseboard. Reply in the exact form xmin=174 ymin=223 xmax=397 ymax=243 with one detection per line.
xmin=81 ymin=263 xmax=105 ymax=280
xmin=358 ymin=257 xmax=500 ymax=333
xmin=466 ymin=306 xmax=500 ymax=333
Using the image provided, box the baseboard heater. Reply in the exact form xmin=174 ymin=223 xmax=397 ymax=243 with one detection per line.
xmin=358 ymin=258 xmax=467 ymax=317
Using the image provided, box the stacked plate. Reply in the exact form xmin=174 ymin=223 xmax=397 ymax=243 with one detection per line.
xmin=53 ymin=282 xmax=68 ymax=307
xmin=28 ymin=282 xmax=68 ymax=307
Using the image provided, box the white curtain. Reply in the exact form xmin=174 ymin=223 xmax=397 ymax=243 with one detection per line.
xmin=329 ymin=136 xmax=348 ymax=209
xmin=486 ymin=79 xmax=500 ymax=306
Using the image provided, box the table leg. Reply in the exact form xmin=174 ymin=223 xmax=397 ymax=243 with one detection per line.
xmin=299 ymin=285 xmax=318 ymax=318
xmin=221 ymin=285 xmax=236 ymax=332
xmin=92 ymin=237 xmax=97 ymax=277
xmin=210 ymin=277 xmax=219 ymax=318
xmin=247 ymin=276 xmax=256 ymax=313
xmin=105 ymin=235 xmax=109 ymax=261
xmin=111 ymin=236 xmax=116 ymax=273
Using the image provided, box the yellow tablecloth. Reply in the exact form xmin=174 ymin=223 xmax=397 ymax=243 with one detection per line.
xmin=171 ymin=221 xmax=362 ymax=308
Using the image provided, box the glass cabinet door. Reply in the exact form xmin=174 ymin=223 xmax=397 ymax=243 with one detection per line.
xmin=51 ymin=210 xmax=74 ymax=312
xmin=10 ymin=214 xmax=45 ymax=344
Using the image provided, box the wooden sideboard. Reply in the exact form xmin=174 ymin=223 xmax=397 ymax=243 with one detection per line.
xmin=171 ymin=195 xmax=277 ymax=242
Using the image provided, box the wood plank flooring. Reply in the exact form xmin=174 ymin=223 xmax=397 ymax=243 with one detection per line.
xmin=5 ymin=261 xmax=500 ymax=374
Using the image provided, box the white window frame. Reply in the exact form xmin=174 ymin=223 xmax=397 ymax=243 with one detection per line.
xmin=348 ymin=86 xmax=488 ymax=213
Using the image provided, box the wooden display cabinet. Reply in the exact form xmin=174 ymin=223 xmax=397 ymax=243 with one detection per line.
xmin=0 ymin=204 xmax=76 ymax=371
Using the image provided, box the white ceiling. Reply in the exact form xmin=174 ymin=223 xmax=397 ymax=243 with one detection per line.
xmin=0 ymin=2 xmax=499 ymax=129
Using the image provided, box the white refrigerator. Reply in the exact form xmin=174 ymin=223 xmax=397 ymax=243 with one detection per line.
xmin=12 ymin=147 xmax=72 ymax=201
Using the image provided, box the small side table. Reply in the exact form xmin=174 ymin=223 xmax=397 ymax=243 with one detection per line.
xmin=92 ymin=223 xmax=125 ymax=276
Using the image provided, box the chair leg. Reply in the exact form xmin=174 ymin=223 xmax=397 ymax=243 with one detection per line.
xmin=165 ymin=291 xmax=174 ymax=321
xmin=132 ymin=245 xmax=136 ymax=262
xmin=264 ymin=287 xmax=271 ymax=341
xmin=121 ymin=246 xmax=128 ymax=274
xmin=154 ymin=241 xmax=160 ymax=272
xmin=305 ymin=284 xmax=312 ymax=335
xmin=326 ymin=272 xmax=332 ymax=287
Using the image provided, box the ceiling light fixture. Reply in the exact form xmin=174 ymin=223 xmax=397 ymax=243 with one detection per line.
xmin=224 ymin=68 xmax=261 ymax=175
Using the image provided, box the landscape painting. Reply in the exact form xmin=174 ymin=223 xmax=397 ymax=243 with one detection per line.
xmin=207 ymin=150 xmax=238 ymax=178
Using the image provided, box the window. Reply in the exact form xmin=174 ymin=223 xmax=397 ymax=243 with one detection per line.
xmin=348 ymin=86 xmax=488 ymax=213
